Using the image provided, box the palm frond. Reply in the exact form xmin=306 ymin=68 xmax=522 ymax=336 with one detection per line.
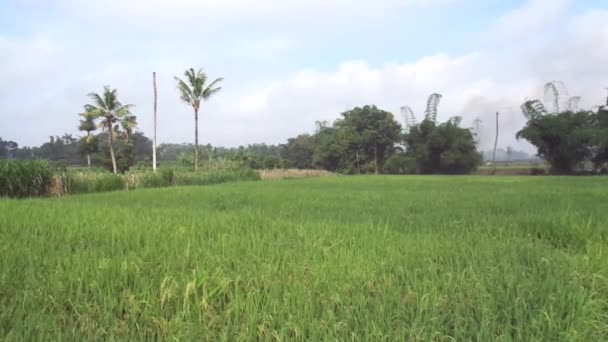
xmin=203 ymin=77 xmax=224 ymax=99
xmin=115 ymin=104 xmax=134 ymax=118
xmin=203 ymin=86 xmax=222 ymax=99
xmin=87 ymin=92 xmax=107 ymax=110
xmin=175 ymin=77 xmax=195 ymax=105
xmin=521 ymin=99 xmax=547 ymax=120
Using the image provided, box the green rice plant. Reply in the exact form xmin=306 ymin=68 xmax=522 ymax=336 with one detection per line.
xmin=0 ymin=160 xmax=54 ymax=198
xmin=0 ymin=176 xmax=607 ymax=340
xmin=58 ymin=171 xmax=125 ymax=195
xmin=173 ymin=168 xmax=260 ymax=186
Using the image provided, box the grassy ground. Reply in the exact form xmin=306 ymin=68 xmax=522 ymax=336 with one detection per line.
xmin=1 ymin=176 xmax=607 ymax=340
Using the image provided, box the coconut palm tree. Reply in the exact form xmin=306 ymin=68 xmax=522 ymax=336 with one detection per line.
xmin=85 ymin=86 xmax=134 ymax=174
xmin=120 ymin=114 xmax=138 ymax=142
xmin=78 ymin=109 xmax=97 ymax=168
xmin=174 ymin=68 xmax=223 ymax=171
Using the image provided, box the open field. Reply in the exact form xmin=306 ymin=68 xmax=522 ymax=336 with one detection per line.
xmin=1 ymin=176 xmax=607 ymax=340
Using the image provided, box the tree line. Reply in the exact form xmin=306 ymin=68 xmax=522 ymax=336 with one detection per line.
xmin=2 ymin=76 xmax=606 ymax=175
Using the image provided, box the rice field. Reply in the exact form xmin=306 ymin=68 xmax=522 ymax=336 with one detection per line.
xmin=1 ymin=176 xmax=607 ymax=340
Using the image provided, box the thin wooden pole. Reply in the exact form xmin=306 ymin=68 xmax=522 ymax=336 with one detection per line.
xmin=152 ymin=72 xmax=158 ymax=172
xmin=491 ymin=112 xmax=499 ymax=175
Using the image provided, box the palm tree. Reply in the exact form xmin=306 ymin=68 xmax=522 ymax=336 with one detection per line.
xmin=85 ymin=86 xmax=134 ymax=174
xmin=78 ymin=109 xmax=97 ymax=168
xmin=120 ymin=114 xmax=138 ymax=142
xmin=175 ymin=68 xmax=223 ymax=171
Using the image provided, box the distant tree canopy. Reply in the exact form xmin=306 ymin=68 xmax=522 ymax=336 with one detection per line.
xmin=0 ymin=138 xmax=18 ymax=159
xmin=5 ymin=103 xmax=489 ymax=175
xmin=404 ymin=118 xmax=482 ymax=174
xmin=312 ymin=105 xmax=402 ymax=174
xmin=517 ymin=82 xmax=608 ymax=174
xmin=280 ymin=134 xmax=315 ymax=169
xmin=517 ymin=111 xmax=596 ymax=174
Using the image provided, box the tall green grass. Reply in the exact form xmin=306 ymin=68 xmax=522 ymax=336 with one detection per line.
xmin=1 ymin=162 xmax=260 ymax=198
xmin=1 ymin=176 xmax=607 ymax=340
xmin=61 ymin=168 xmax=260 ymax=194
xmin=0 ymin=160 xmax=54 ymax=198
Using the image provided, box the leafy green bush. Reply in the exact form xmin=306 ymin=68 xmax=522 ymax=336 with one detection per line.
xmin=0 ymin=160 xmax=54 ymax=198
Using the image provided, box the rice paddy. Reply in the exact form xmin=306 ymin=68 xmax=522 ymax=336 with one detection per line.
xmin=1 ymin=176 xmax=607 ymax=340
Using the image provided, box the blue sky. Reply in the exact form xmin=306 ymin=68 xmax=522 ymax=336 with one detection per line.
xmin=1 ymin=0 xmax=607 ymax=151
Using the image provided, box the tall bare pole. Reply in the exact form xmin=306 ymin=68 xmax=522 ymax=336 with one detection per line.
xmin=152 ymin=72 xmax=158 ymax=172
xmin=491 ymin=111 xmax=499 ymax=175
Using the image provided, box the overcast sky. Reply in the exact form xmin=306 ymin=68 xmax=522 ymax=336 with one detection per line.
xmin=1 ymin=0 xmax=607 ymax=151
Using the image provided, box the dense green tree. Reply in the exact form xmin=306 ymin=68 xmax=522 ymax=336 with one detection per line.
xmin=312 ymin=126 xmax=347 ymax=172
xmin=335 ymin=106 xmax=402 ymax=174
xmin=591 ymin=105 xmax=608 ymax=171
xmin=517 ymin=111 xmax=595 ymax=174
xmin=280 ymin=134 xmax=315 ymax=169
xmin=312 ymin=106 xmax=401 ymax=174
xmin=175 ymin=68 xmax=223 ymax=171
xmin=405 ymin=118 xmax=482 ymax=174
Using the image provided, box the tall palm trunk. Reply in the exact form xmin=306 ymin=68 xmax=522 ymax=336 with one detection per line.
xmin=153 ymin=72 xmax=158 ymax=173
xmin=491 ymin=112 xmax=499 ymax=176
xmin=194 ymin=107 xmax=199 ymax=171
xmin=86 ymin=132 xmax=91 ymax=169
xmin=108 ymin=122 xmax=118 ymax=174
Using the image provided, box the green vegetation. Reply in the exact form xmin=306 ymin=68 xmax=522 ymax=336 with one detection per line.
xmin=517 ymin=82 xmax=608 ymax=173
xmin=1 ymin=176 xmax=607 ymax=340
xmin=0 ymin=159 xmax=260 ymax=198
xmin=404 ymin=118 xmax=483 ymax=174
xmin=0 ymin=160 xmax=54 ymax=198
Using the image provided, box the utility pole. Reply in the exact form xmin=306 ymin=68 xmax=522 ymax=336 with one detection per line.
xmin=152 ymin=72 xmax=158 ymax=173
xmin=491 ymin=112 xmax=499 ymax=175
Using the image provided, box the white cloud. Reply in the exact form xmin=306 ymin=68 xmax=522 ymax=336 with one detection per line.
xmin=1 ymin=0 xmax=608 ymax=155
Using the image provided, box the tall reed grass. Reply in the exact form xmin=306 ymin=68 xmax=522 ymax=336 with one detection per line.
xmin=0 ymin=160 xmax=54 ymax=198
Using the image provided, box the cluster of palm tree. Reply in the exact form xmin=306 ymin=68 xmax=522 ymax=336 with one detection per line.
xmin=80 ymin=68 xmax=223 ymax=174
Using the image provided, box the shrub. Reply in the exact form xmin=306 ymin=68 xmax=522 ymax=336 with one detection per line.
xmin=0 ymin=160 xmax=54 ymax=198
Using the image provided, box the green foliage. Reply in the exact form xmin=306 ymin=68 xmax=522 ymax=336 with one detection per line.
xmin=173 ymin=168 xmax=260 ymax=186
xmin=517 ymin=111 xmax=596 ymax=174
xmin=312 ymin=105 xmax=402 ymax=174
xmin=592 ymin=107 xmax=608 ymax=171
xmin=281 ymin=134 xmax=315 ymax=169
xmin=0 ymin=137 xmax=18 ymax=159
xmin=1 ymin=177 xmax=607 ymax=339
xmin=405 ymin=118 xmax=482 ymax=174
xmin=97 ymin=136 xmax=137 ymax=173
xmin=176 ymin=152 xmax=195 ymax=167
xmin=175 ymin=68 xmax=224 ymax=107
xmin=60 ymin=172 xmax=125 ymax=194
xmin=0 ymin=160 xmax=54 ymax=198
xmin=383 ymin=153 xmax=416 ymax=174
